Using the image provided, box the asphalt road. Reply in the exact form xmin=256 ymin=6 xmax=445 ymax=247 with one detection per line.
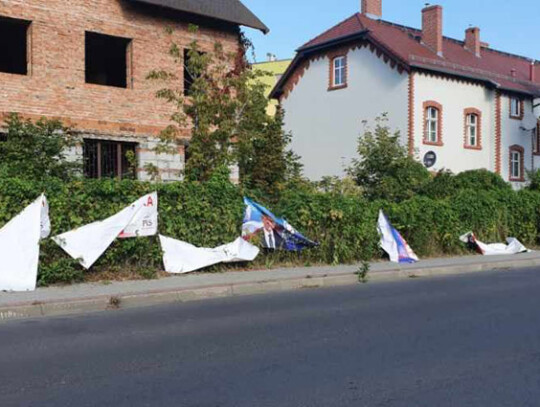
xmin=2 ymin=268 xmax=540 ymax=407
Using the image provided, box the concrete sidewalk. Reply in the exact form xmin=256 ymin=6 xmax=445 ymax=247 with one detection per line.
xmin=1 ymin=252 xmax=540 ymax=322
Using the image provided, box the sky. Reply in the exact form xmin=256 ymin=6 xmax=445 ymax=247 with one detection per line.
xmin=242 ymin=0 xmax=540 ymax=63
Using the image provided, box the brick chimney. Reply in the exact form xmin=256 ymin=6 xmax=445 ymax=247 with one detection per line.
xmin=361 ymin=0 xmax=382 ymax=19
xmin=530 ymin=62 xmax=536 ymax=82
xmin=422 ymin=5 xmax=443 ymax=56
xmin=465 ymin=27 xmax=481 ymax=57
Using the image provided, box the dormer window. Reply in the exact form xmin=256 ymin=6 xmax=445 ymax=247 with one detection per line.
xmin=329 ymin=55 xmax=347 ymax=90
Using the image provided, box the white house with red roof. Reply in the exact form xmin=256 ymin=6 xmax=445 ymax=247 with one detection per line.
xmin=271 ymin=0 xmax=540 ymax=185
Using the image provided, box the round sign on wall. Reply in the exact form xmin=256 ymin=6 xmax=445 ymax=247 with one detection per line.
xmin=423 ymin=151 xmax=437 ymax=168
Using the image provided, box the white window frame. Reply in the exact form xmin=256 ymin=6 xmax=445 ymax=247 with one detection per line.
xmin=510 ymin=150 xmax=521 ymax=179
xmin=466 ymin=113 xmax=478 ymax=147
xmin=426 ymin=107 xmax=439 ymax=143
xmin=333 ymin=56 xmax=346 ymax=87
xmin=510 ymin=97 xmax=521 ymax=118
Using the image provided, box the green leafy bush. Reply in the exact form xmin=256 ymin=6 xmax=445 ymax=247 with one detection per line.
xmin=0 ymin=174 xmax=538 ymax=286
xmin=423 ymin=169 xmax=510 ymax=199
xmin=347 ymin=116 xmax=431 ymax=202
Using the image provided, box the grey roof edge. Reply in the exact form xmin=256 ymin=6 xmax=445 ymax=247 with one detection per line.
xmin=128 ymin=0 xmax=269 ymax=33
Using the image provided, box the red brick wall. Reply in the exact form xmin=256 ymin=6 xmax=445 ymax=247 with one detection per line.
xmin=422 ymin=5 xmax=443 ymax=56
xmin=361 ymin=0 xmax=382 ymax=17
xmin=0 ymin=0 xmax=240 ymax=137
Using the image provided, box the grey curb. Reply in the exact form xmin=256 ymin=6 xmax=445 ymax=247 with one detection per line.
xmin=1 ymin=256 xmax=540 ymax=323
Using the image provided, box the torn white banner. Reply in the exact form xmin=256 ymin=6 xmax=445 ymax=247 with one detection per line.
xmin=0 ymin=194 xmax=50 ymax=292
xmin=53 ymin=193 xmax=158 ymax=269
xmin=159 ymin=235 xmax=260 ymax=274
xmin=460 ymin=232 xmax=530 ymax=256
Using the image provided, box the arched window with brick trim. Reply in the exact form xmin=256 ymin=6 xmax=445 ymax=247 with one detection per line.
xmin=423 ymin=101 xmax=443 ymax=146
xmin=464 ymin=108 xmax=482 ymax=150
xmin=509 ymin=145 xmax=525 ymax=182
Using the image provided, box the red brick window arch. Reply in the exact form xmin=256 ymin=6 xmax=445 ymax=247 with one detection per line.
xmin=423 ymin=101 xmax=443 ymax=146
xmin=464 ymin=108 xmax=482 ymax=150
xmin=509 ymin=144 xmax=525 ymax=182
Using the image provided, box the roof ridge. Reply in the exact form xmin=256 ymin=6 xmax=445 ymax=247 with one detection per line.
xmin=299 ymin=13 xmax=360 ymax=50
xmin=373 ymin=18 xmax=539 ymax=64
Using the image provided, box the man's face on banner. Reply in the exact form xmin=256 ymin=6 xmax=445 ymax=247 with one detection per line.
xmin=262 ymin=216 xmax=275 ymax=232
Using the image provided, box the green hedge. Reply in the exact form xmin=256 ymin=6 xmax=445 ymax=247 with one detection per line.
xmin=0 ymin=177 xmax=539 ymax=286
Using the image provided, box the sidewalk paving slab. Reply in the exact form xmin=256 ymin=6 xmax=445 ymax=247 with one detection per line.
xmin=1 ymin=252 xmax=539 ymax=322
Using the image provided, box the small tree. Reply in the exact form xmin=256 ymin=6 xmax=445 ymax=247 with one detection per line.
xmin=348 ymin=116 xmax=430 ymax=201
xmin=238 ymin=107 xmax=303 ymax=194
xmin=0 ymin=114 xmax=80 ymax=181
xmin=147 ymin=25 xmax=300 ymax=191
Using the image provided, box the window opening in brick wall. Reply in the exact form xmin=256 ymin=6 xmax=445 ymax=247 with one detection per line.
xmin=83 ymin=139 xmax=137 ymax=179
xmin=0 ymin=16 xmax=31 ymax=75
xmin=85 ymin=32 xmax=131 ymax=88
xmin=183 ymin=49 xmax=205 ymax=96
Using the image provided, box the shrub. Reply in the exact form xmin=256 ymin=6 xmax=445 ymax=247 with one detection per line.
xmin=347 ymin=116 xmax=431 ymax=202
xmin=0 ymin=173 xmax=537 ymax=286
xmin=423 ymin=169 xmax=510 ymax=199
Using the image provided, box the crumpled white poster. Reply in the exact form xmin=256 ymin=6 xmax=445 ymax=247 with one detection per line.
xmin=159 ymin=235 xmax=260 ymax=274
xmin=0 ymin=194 xmax=50 ymax=292
xmin=377 ymin=210 xmax=419 ymax=264
xmin=460 ymin=232 xmax=530 ymax=256
xmin=53 ymin=193 xmax=158 ymax=269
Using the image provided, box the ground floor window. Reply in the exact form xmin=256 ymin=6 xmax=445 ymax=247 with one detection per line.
xmin=83 ymin=139 xmax=137 ymax=179
xmin=423 ymin=101 xmax=443 ymax=146
xmin=509 ymin=145 xmax=524 ymax=182
xmin=464 ymin=108 xmax=482 ymax=150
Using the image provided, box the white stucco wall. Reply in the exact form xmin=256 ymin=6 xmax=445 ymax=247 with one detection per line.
xmin=413 ymin=73 xmax=496 ymax=174
xmin=501 ymin=97 xmax=536 ymax=187
xmin=281 ymin=45 xmax=409 ymax=180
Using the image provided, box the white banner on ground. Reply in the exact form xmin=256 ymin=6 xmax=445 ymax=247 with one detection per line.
xmin=377 ymin=210 xmax=419 ymax=264
xmin=0 ymin=194 xmax=50 ymax=292
xmin=53 ymin=193 xmax=158 ymax=269
xmin=459 ymin=232 xmax=530 ymax=256
xmin=159 ymin=235 xmax=260 ymax=274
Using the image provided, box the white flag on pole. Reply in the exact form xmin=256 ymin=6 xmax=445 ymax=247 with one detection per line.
xmin=160 ymin=235 xmax=259 ymax=274
xmin=0 ymin=194 xmax=50 ymax=292
xmin=53 ymin=192 xmax=158 ymax=269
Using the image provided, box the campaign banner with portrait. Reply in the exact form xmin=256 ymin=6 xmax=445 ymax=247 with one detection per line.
xmin=242 ymin=197 xmax=318 ymax=251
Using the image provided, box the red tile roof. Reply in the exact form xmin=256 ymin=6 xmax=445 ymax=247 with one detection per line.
xmin=274 ymin=13 xmax=540 ymax=97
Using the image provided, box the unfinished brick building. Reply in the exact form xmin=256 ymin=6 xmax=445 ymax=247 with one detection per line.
xmin=0 ymin=0 xmax=267 ymax=181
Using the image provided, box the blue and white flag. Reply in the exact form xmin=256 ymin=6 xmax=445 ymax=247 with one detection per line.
xmin=377 ymin=210 xmax=419 ymax=264
xmin=242 ymin=197 xmax=318 ymax=251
